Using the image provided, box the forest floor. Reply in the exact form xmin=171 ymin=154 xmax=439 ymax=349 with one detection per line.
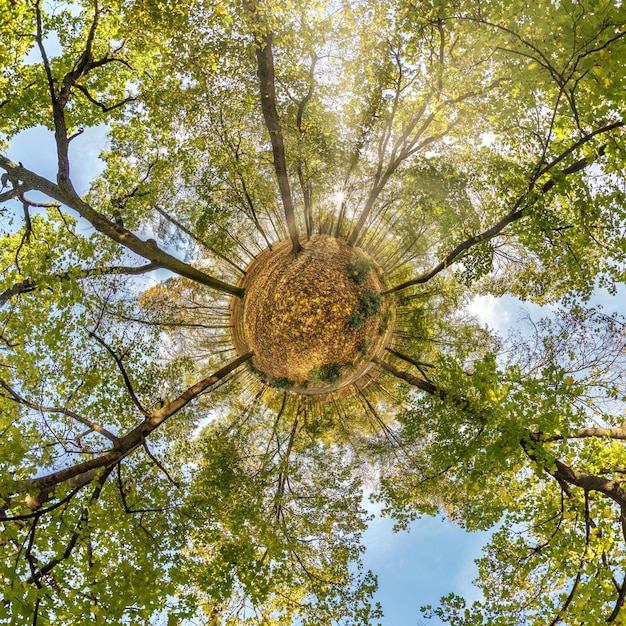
xmin=231 ymin=235 xmax=394 ymax=393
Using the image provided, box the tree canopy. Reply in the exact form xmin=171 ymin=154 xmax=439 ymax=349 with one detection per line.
xmin=1 ymin=0 xmax=626 ymax=623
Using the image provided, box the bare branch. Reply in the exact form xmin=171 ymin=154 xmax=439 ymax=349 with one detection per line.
xmin=0 ymin=262 xmax=160 ymax=308
xmin=0 ymin=378 xmax=119 ymax=443
xmin=142 ymin=439 xmax=179 ymax=487
xmin=74 ymin=83 xmax=136 ymax=113
xmin=153 ymin=204 xmax=246 ymax=275
xmin=88 ymin=331 xmax=149 ymax=416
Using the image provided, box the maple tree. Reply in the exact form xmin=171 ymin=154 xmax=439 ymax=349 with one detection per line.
xmin=1 ymin=0 xmax=625 ymax=623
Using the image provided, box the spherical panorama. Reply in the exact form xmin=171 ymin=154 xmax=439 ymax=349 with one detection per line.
xmin=231 ymin=235 xmax=395 ymax=396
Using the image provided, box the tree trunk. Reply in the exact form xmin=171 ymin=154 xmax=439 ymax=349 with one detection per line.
xmin=255 ymin=33 xmax=302 ymax=254
xmin=372 ymin=356 xmax=439 ymax=395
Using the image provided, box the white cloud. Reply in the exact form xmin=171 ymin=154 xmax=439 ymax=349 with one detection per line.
xmin=468 ymin=294 xmax=549 ymax=336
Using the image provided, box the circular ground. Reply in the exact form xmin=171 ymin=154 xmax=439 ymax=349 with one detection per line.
xmin=230 ymin=235 xmax=394 ymax=394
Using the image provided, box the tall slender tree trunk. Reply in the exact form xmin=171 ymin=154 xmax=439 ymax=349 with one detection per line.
xmin=255 ymin=33 xmax=302 ymax=254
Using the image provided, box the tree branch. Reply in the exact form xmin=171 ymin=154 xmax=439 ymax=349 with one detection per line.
xmin=152 ymin=203 xmax=246 ymax=275
xmin=386 ymin=132 xmax=618 ymax=294
xmin=608 ymin=530 xmax=626 ymax=621
xmin=24 ymin=467 xmax=113 ymax=586
xmin=88 ymin=331 xmax=149 ymax=416
xmin=74 ymin=83 xmax=136 ymax=113
xmin=372 ymin=356 xmax=439 ymax=395
xmin=296 ymin=53 xmax=317 ymax=240
xmin=142 ymin=438 xmax=179 ymax=487
xmin=0 ymin=378 xmax=119 ymax=443
xmin=385 ymin=348 xmax=435 ymax=380
xmin=9 ymin=352 xmax=253 ymax=509
xmin=534 ymin=427 xmax=626 ymax=442
xmin=0 ymin=157 xmax=244 ymax=297
xmin=0 ymin=262 xmax=160 ymax=308
xmin=551 ymin=460 xmax=626 ymax=509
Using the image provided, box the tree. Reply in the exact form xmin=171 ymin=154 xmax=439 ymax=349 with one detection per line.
xmin=380 ymin=306 xmax=626 ymax=624
xmin=1 ymin=0 xmax=625 ymax=623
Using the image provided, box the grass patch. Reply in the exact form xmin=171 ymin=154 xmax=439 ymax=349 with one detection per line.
xmin=347 ymin=258 xmax=375 ymax=285
xmin=378 ymin=310 xmax=391 ymax=334
xmin=273 ymin=377 xmax=294 ymax=389
xmin=347 ymin=289 xmax=382 ymax=330
xmin=310 ymin=363 xmax=342 ymax=384
xmin=357 ymin=339 xmax=371 ymax=355
xmin=347 ymin=312 xmax=365 ymax=329
xmin=359 ymin=289 xmax=382 ymax=316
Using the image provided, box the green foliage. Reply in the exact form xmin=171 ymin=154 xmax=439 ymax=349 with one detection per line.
xmin=378 ymin=310 xmax=391 ymax=335
xmin=357 ymin=339 xmax=371 ymax=355
xmin=459 ymin=240 xmax=495 ymax=286
xmin=359 ymin=289 xmax=382 ymax=317
xmin=272 ymin=376 xmax=294 ymax=389
xmin=1 ymin=0 xmax=626 ymax=623
xmin=181 ymin=413 xmax=382 ymax=624
xmin=347 ymin=257 xmax=376 ymax=284
xmin=348 ymin=289 xmax=382 ymax=329
xmin=375 ymin=306 xmax=626 ymax=623
xmin=347 ymin=312 xmax=365 ymax=329
xmin=310 ymin=362 xmax=342 ymax=384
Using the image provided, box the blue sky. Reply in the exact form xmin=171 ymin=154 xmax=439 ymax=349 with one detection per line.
xmin=5 ymin=124 xmax=108 ymax=196
xmin=362 ymin=509 xmax=492 ymax=625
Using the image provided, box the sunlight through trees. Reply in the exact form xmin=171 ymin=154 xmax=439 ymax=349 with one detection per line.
xmin=1 ymin=0 xmax=626 ymax=623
